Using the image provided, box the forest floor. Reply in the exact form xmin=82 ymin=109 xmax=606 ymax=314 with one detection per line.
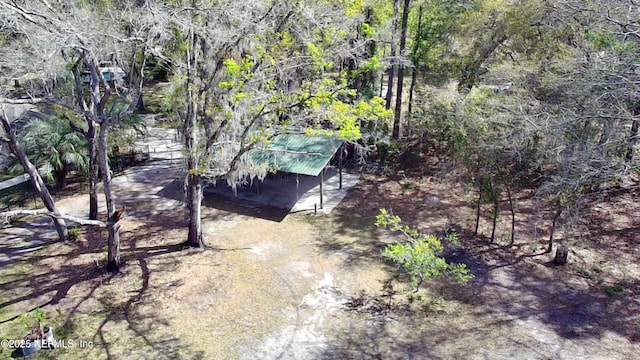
xmin=1 ymin=130 xmax=639 ymax=359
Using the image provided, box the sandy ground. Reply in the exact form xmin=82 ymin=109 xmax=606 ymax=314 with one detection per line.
xmin=1 ymin=128 xmax=639 ymax=359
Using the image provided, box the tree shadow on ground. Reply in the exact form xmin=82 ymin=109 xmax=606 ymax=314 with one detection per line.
xmin=156 ymin=178 xmax=288 ymax=223
xmin=89 ymin=212 xmax=207 ymax=360
xmin=447 ymin=235 xmax=639 ymax=341
xmin=320 ymin=318 xmax=440 ymax=359
xmin=202 ymin=192 xmax=289 ymax=223
xmin=317 ymin=239 xmax=638 ymax=358
xmin=313 ymin=174 xmax=640 ymax=358
xmin=313 ymin=173 xmax=477 ymax=269
xmin=0 ymin=210 xmax=208 ymax=359
xmin=308 ymin=176 xmax=397 ymax=269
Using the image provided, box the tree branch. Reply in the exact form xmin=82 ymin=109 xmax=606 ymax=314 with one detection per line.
xmin=1 ymin=209 xmax=107 ymax=227
xmin=68 ymin=120 xmax=87 ymax=137
xmin=0 ymin=0 xmax=57 ymax=31
xmin=45 ymin=97 xmax=91 ymax=117
xmin=0 ymin=97 xmax=46 ymax=104
xmin=71 ymin=56 xmax=90 ymax=114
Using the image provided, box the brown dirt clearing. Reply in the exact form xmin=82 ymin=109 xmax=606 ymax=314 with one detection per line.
xmin=1 ymin=165 xmax=639 ymax=359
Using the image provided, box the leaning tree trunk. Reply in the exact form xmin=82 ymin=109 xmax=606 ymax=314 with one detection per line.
xmin=1 ymin=114 xmax=68 ymax=241
xmin=98 ymin=122 xmax=121 ymax=272
xmin=458 ymin=32 xmax=508 ymax=93
xmin=385 ymin=0 xmax=400 ymax=110
xmin=392 ymin=0 xmax=411 ymax=139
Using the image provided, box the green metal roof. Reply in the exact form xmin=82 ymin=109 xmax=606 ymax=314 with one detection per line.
xmin=250 ymin=135 xmax=343 ymax=176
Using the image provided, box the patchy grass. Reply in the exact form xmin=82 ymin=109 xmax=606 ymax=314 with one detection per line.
xmin=604 ymin=285 xmax=626 ymax=297
xmin=576 ymin=267 xmax=602 ymax=283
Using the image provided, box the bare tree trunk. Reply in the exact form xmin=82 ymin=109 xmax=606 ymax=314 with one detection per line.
xmin=83 ymin=48 xmax=121 ymax=271
xmin=490 ymin=203 xmax=498 ymax=244
xmin=186 ymin=174 xmax=203 ymax=248
xmin=71 ymin=60 xmax=100 ymax=221
xmin=548 ymin=208 xmax=562 ymax=254
xmin=1 ymin=209 xmax=106 ymax=227
xmin=385 ymin=0 xmax=400 ymax=110
xmin=358 ymin=6 xmax=377 ymax=96
xmin=184 ymin=104 xmax=203 ymax=248
xmin=489 ymin=179 xmax=498 ymax=243
xmin=475 ymin=190 xmax=482 ymax=237
xmin=392 ymin=0 xmax=411 ymax=139
xmin=407 ymin=6 xmax=423 ymax=130
xmin=625 ymin=117 xmax=639 ymax=162
xmin=1 ymin=113 xmax=68 ymax=241
xmin=184 ymin=128 xmax=204 ymax=248
xmin=505 ymin=184 xmax=515 ymax=245
xmin=554 ymin=245 xmax=569 ymax=265
xmin=379 ymin=48 xmax=386 ymax=97
xmin=87 ymin=121 xmax=99 ymax=220
xmin=54 ymin=165 xmax=68 ymax=190
xmin=184 ymin=29 xmax=204 ymax=249
xmin=408 ymin=69 xmax=417 ymax=130
xmin=97 ymin=122 xmax=121 ymax=272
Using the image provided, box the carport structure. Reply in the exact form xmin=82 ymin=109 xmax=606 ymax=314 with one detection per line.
xmin=250 ymin=134 xmax=344 ymax=210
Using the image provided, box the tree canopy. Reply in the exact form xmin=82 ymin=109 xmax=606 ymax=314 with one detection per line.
xmin=0 ymin=0 xmax=638 ymax=266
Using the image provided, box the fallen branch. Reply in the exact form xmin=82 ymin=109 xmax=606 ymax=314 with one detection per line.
xmin=0 ymin=97 xmax=46 ymax=104
xmin=1 ymin=209 xmax=107 ymax=227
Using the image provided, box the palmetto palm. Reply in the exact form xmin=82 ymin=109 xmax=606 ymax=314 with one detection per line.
xmin=10 ymin=116 xmax=88 ymax=189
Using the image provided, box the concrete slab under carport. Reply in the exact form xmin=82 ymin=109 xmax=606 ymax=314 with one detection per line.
xmin=203 ymin=166 xmax=359 ymax=214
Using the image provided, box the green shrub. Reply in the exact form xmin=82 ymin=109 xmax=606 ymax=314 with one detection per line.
xmin=68 ymin=226 xmax=81 ymax=241
xmin=376 ymin=209 xmax=473 ymax=292
xmin=604 ymin=285 xmax=625 ymax=296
